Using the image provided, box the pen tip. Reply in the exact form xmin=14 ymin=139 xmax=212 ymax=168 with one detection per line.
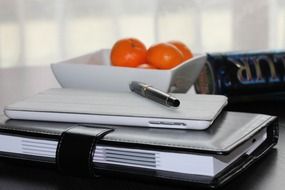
xmin=172 ymin=99 xmax=180 ymax=107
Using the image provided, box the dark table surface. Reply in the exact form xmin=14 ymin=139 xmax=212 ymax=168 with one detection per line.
xmin=0 ymin=66 xmax=285 ymax=190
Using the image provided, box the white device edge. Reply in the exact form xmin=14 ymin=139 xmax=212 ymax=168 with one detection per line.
xmin=4 ymin=110 xmax=211 ymax=130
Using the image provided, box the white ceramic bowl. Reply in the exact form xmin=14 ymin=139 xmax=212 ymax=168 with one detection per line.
xmin=51 ymin=49 xmax=206 ymax=93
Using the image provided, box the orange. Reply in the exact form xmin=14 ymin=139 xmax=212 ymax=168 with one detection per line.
xmin=168 ymin=40 xmax=193 ymax=61
xmin=111 ymin=38 xmax=147 ymax=67
xmin=146 ymin=43 xmax=184 ymax=69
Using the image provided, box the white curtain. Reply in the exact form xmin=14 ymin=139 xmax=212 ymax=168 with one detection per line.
xmin=0 ymin=0 xmax=284 ymax=68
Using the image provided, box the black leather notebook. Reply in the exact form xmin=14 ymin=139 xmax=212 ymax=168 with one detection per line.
xmin=0 ymin=111 xmax=279 ymax=188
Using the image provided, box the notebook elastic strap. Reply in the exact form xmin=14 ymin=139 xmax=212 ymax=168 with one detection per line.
xmin=56 ymin=125 xmax=114 ymax=177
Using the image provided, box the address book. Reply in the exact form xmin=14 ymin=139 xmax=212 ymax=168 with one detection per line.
xmin=0 ymin=111 xmax=278 ymax=188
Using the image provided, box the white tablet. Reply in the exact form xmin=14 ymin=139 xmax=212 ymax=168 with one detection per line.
xmin=4 ymin=88 xmax=228 ymax=130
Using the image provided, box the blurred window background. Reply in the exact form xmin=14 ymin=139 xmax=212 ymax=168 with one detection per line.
xmin=0 ymin=0 xmax=284 ymax=68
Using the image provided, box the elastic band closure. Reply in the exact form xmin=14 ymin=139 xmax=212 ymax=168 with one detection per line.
xmin=56 ymin=125 xmax=113 ymax=176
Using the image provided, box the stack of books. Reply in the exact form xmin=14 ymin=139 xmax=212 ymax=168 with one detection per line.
xmin=0 ymin=88 xmax=279 ymax=188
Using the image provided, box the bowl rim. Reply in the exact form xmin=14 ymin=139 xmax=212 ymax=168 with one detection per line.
xmin=50 ymin=50 xmax=206 ymax=73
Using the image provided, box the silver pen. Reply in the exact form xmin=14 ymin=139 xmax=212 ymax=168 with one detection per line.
xmin=129 ymin=81 xmax=180 ymax=107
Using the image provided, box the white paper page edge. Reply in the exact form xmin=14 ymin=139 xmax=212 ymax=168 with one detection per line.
xmin=0 ymin=129 xmax=266 ymax=177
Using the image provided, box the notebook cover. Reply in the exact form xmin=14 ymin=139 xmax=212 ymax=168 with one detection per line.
xmin=0 ymin=111 xmax=279 ymax=188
